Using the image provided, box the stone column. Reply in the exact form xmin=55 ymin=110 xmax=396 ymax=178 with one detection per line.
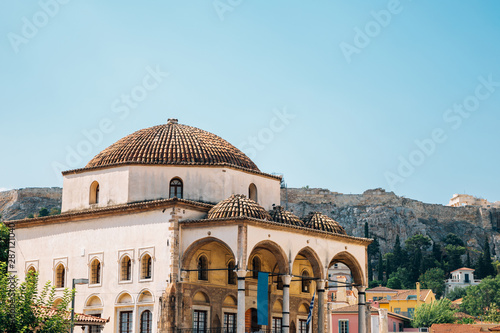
xmin=237 ymin=270 xmax=247 ymax=333
xmin=317 ymin=279 xmax=326 ymax=333
xmin=282 ymin=275 xmax=292 ymax=333
xmin=357 ymin=286 xmax=367 ymax=333
xmin=378 ymin=308 xmax=388 ymax=333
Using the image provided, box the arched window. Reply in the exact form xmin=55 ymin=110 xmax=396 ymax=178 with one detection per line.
xmin=169 ymin=178 xmax=183 ymax=199
xmin=227 ymin=260 xmax=236 ymax=285
xmin=197 ymin=255 xmax=208 ymax=281
xmin=252 ymin=256 xmax=261 ymax=279
xmin=55 ymin=264 xmax=65 ymax=288
xmin=141 ymin=254 xmax=152 ymax=280
xmin=301 ymin=270 xmax=310 ymax=293
xmin=90 ymin=259 xmax=101 ymax=284
xmin=90 ymin=181 xmax=100 ymax=204
xmin=27 ymin=266 xmax=37 ymax=276
xmin=249 ymin=183 xmax=258 ymax=202
xmin=121 ymin=256 xmax=132 ymax=281
xmin=140 ymin=310 xmax=153 ymax=333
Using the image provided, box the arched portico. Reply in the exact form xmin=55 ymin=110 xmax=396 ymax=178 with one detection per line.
xmin=329 ymin=251 xmax=368 ymax=333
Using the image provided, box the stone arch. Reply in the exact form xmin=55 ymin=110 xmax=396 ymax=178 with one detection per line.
xmin=115 ymin=291 xmax=134 ymax=305
xmin=247 ymin=240 xmax=289 ymax=274
xmin=182 ymin=237 xmax=236 ymax=270
xmin=293 ymin=246 xmax=325 ymax=280
xmin=53 ymin=297 xmax=64 ymax=308
xmin=223 ymin=294 xmax=237 ymax=307
xmin=138 ymin=289 xmax=154 ymax=303
xmin=329 ymin=251 xmax=365 ymax=286
xmin=26 ymin=265 xmax=37 ymax=275
xmin=192 ymin=290 xmax=210 ymax=304
xmin=85 ymin=294 xmax=103 ymax=308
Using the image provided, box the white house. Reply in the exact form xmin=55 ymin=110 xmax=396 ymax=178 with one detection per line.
xmin=445 ymin=267 xmax=480 ymax=294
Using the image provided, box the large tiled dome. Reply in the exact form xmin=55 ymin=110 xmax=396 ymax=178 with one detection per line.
xmin=85 ymin=119 xmax=259 ymax=171
xmin=207 ymin=195 xmax=271 ymax=220
xmin=303 ymin=212 xmax=346 ymax=234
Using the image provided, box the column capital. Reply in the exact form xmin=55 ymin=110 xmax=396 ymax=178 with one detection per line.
xmin=236 ymin=270 xmax=247 ymax=278
xmin=316 ymin=279 xmax=328 ymax=291
xmin=356 ymin=285 xmax=367 ymax=293
xmin=282 ymin=274 xmax=292 ymax=285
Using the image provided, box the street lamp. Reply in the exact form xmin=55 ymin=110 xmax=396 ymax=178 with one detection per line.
xmin=71 ymin=278 xmax=89 ymax=333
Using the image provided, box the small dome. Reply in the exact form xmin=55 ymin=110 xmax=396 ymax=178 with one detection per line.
xmin=303 ymin=212 xmax=346 ymax=234
xmin=207 ymin=195 xmax=271 ymax=221
xmin=269 ymin=206 xmax=304 ymax=227
xmin=85 ymin=120 xmax=259 ymax=171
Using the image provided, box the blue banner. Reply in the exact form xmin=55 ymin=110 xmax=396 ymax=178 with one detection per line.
xmin=257 ymin=272 xmax=269 ymax=325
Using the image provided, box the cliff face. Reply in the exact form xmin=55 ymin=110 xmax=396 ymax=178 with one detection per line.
xmin=281 ymin=188 xmax=500 ymax=254
xmin=0 ymin=187 xmax=62 ymax=221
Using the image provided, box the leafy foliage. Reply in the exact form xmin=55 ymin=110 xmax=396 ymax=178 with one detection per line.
xmin=0 ymin=264 xmax=74 ymax=332
xmin=445 ymin=287 xmax=468 ymax=301
xmin=461 ymin=275 xmax=500 ymax=317
xmin=412 ymin=298 xmax=456 ymax=328
xmin=387 ymin=267 xmax=412 ymax=289
xmin=420 ymin=268 xmax=446 ymax=298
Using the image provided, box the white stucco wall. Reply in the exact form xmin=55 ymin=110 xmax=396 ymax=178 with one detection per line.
xmin=15 ymin=208 xmax=183 ymax=333
xmin=62 ymin=166 xmax=130 ymax=212
xmin=62 ymin=165 xmax=281 ymax=213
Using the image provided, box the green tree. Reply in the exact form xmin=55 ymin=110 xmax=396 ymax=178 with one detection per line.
xmin=412 ymin=299 xmax=456 ymax=328
xmin=444 ymin=244 xmax=466 ymax=272
xmin=445 ymin=287 xmax=468 ymax=301
xmin=377 ymin=251 xmax=384 ymax=281
xmin=479 ymin=238 xmax=495 ymax=278
xmin=392 ymin=235 xmax=406 ymax=271
xmin=0 ymin=223 xmax=8 ymax=264
xmin=419 ymin=267 xmax=446 ymax=298
xmin=461 ymin=275 xmax=500 ymax=317
xmin=405 ymin=234 xmax=432 ymax=282
xmin=444 ymin=233 xmax=465 ymax=247
xmin=0 ymin=265 xmax=75 ymax=332
xmin=38 ymin=208 xmax=49 ymax=217
xmin=387 ymin=267 xmax=412 ymax=289
xmin=49 ymin=208 xmax=61 ymax=216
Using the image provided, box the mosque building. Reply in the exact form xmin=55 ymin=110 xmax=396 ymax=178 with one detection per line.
xmin=12 ymin=119 xmax=371 ymax=333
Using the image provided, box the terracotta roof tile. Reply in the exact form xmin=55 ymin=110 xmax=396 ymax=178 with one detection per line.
xmin=367 ymin=286 xmax=398 ymax=293
xmin=269 ymin=206 xmax=304 ymax=226
xmin=207 ymin=194 xmax=271 ymax=220
xmin=451 ymin=267 xmax=475 ymax=272
xmin=391 ymin=289 xmax=433 ymax=301
xmin=85 ymin=120 xmax=259 ymax=172
xmin=303 ymin=212 xmax=346 ymax=234
xmin=430 ymin=324 xmax=483 ymax=333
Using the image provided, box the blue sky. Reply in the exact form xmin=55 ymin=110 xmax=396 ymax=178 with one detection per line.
xmin=1 ymin=1 xmax=499 ymax=205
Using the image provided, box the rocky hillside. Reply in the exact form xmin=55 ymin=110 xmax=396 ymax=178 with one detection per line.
xmin=0 ymin=187 xmax=62 ymax=221
xmin=281 ymin=187 xmax=500 ymax=254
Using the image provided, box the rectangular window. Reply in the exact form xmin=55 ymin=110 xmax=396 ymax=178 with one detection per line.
xmin=89 ymin=314 xmax=101 ymax=333
xmin=193 ymin=310 xmax=207 ymax=333
xmin=272 ymin=317 xmax=282 ymax=333
xmin=394 ymin=308 xmax=401 ymax=314
xmin=465 ymin=273 xmax=470 ymax=283
xmin=408 ymin=308 xmax=415 ymax=318
xmin=119 ymin=311 xmax=133 ymax=333
xmin=223 ymin=313 xmax=236 ymax=333
xmin=393 ymin=322 xmax=396 ymax=332
xmin=339 ymin=319 xmax=349 ymax=333
xmin=299 ymin=319 xmax=308 ymax=333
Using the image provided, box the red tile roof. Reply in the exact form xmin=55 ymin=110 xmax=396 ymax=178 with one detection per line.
xmin=430 ymin=324 xmax=483 ymax=333
xmin=391 ymin=289 xmax=433 ymax=301
xmin=207 ymin=194 xmax=271 ymax=221
xmin=367 ymin=286 xmax=398 ymax=293
xmin=450 ymin=267 xmax=475 ymax=273
xmin=331 ymin=304 xmax=411 ymax=321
